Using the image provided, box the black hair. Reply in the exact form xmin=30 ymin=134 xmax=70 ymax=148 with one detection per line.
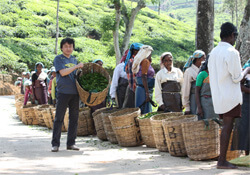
xmin=162 ymin=54 xmax=172 ymax=62
xmin=220 ymin=22 xmax=237 ymax=40
xmin=199 ymin=55 xmax=209 ymax=73
xmin=60 ymin=38 xmax=75 ymax=49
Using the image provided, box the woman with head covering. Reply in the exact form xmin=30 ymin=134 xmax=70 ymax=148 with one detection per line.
xmin=92 ymin=59 xmax=103 ymax=67
xmin=155 ymin=52 xmax=183 ymax=112
xmin=132 ymin=45 xmax=155 ymax=114
xmin=122 ymin=43 xmax=143 ymax=108
xmin=109 ymin=50 xmax=129 ymax=108
xmin=195 ymin=55 xmax=218 ymax=120
xmin=182 ymin=50 xmax=206 ymax=115
xmin=32 ymin=62 xmax=48 ymax=104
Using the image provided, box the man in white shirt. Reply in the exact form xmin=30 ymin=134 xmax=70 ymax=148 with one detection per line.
xmin=208 ymin=22 xmax=250 ymax=169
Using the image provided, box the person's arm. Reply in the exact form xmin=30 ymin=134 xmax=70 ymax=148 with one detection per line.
xmin=155 ymin=71 xmax=164 ymax=110
xmin=182 ymin=70 xmax=192 ymax=114
xmin=195 ymin=72 xmax=206 ymax=118
xmin=48 ymin=79 xmax=53 ymax=94
xmin=59 ymin=63 xmax=83 ymax=77
xmin=141 ymin=59 xmax=150 ymax=102
xmin=241 ymin=79 xmax=250 ymax=93
xmin=227 ymin=51 xmax=250 ymax=83
xmin=109 ymin=64 xmax=121 ymax=99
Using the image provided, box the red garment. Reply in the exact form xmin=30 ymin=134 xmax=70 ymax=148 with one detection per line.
xmin=120 ymin=49 xmax=129 ymax=63
xmin=24 ymin=86 xmax=33 ymax=105
xmin=48 ymin=76 xmax=54 ymax=94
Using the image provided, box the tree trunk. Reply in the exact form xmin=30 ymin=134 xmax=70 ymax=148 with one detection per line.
xmin=120 ymin=0 xmax=146 ymax=59
xmin=158 ymin=1 xmax=161 ymax=15
xmin=113 ymin=3 xmax=122 ymax=65
xmin=236 ymin=0 xmax=250 ymax=64
xmin=236 ymin=0 xmax=238 ymax=28
xmin=55 ymin=0 xmax=60 ymax=55
xmin=196 ymin=0 xmax=214 ymax=55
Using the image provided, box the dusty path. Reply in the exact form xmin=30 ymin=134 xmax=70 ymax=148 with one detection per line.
xmin=0 ymin=95 xmax=249 ymax=175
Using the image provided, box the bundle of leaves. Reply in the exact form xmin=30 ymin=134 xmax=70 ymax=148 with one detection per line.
xmin=78 ymin=72 xmax=108 ymax=92
xmin=139 ymin=112 xmax=159 ymax=119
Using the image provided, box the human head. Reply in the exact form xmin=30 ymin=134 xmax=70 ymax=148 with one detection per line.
xmin=22 ymin=72 xmax=26 ymax=77
xmin=35 ymin=62 xmax=44 ymax=73
xmin=192 ymin=50 xmax=206 ymax=68
xmin=161 ymin=52 xmax=173 ymax=70
xmin=50 ymin=67 xmax=56 ymax=77
xmin=60 ymin=38 xmax=75 ymax=57
xmin=220 ymin=22 xmax=238 ymax=46
xmin=92 ymin=59 xmax=103 ymax=67
xmin=25 ymin=72 xmax=30 ymax=79
xmin=199 ymin=55 xmax=210 ymax=73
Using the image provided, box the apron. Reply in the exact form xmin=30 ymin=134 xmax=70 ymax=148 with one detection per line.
xmin=122 ymin=85 xmax=135 ymax=108
xmin=190 ymin=81 xmax=197 ymax=115
xmin=161 ymin=80 xmax=182 ymax=112
xmin=199 ymin=77 xmax=219 ymax=120
xmin=116 ymin=77 xmax=128 ymax=108
xmin=35 ymin=79 xmax=48 ymax=105
xmin=135 ymin=77 xmax=155 ymax=114
xmin=232 ymin=79 xmax=250 ymax=151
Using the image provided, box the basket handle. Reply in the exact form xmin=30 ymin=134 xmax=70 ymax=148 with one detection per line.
xmin=203 ymin=118 xmax=222 ymax=130
xmin=86 ymin=92 xmax=98 ymax=104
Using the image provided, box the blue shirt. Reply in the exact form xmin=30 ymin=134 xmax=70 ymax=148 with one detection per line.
xmin=53 ymin=54 xmax=78 ymax=94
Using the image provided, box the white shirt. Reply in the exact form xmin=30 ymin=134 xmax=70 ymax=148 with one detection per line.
xmin=208 ymin=42 xmax=243 ymax=114
xmin=155 ymin=67 xmax=183 ymax=106
xmin=109 ymin=62 xmax=128 ymax=99
xmin=182 ymin=64 xmax=200 ymax=111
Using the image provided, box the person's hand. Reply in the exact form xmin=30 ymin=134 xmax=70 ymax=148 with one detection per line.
xmin=77 ymin=63 xmax=83 ymax=69
xmin=159 ymin=104 xmax=165 ymax=111
xmin=145 ymin=92 xmax=150 ymax=102
xmin=53 ymin=99 xmax=56 ymax=107
xmin=197 ymin=106 xmax=204 ymax=119
xmin=184 ymin=111 xmax=191 ymax=115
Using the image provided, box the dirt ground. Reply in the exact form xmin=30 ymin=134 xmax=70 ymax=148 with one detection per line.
xmin=0 ymin=95 xmax=249 ymax=175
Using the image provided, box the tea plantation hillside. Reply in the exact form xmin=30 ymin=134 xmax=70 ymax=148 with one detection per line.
xmin=0 ymin=0 xmax=196 ymax=73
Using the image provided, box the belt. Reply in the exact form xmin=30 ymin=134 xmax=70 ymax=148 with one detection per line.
xmin=162 ymin=91 xmax=180 ymax=94
xmin=202 ymin=95 xmax=212 ymax=98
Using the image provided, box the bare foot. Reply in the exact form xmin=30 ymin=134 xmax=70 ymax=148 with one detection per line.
xmin=217 ymin=161 xmax=238 ymax=169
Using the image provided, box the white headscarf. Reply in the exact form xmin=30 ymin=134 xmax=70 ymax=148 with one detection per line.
xmin=132 ymin=45 xmax=153 ymax=74
xmin=160 ymin=52 xmax=173 ymax=69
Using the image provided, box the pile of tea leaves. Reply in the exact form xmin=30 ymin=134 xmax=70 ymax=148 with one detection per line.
xmin=78 ymin=72 xmax=108 ymax=92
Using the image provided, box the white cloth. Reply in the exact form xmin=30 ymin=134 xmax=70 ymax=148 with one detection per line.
xmin=132 ymin=45 xmax=153 ymax=74
xmin=37 ymin=72 xmax=47 ymax=81
xmin=182 ymin=64 xmax=200 ymax=111
xmin=109 ymin=62 xmax=127 ymax=99
xmin=208 ymin=42 xmax=243 ymax=114
xmin=155 ymin=67 xmax=183 ymax=106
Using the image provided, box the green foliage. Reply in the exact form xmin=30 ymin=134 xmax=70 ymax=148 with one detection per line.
xmin=78 ymin=72 xmax=108 ymax=92
xmin=0 ymin=0 xmax=198 ymax=72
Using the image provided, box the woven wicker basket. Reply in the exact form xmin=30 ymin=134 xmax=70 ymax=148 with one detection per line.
xmin=76 ymin=63 xmax=111 ymax=107
xmin=162 ymin=115 xmax=198 ymax=157
xmin=219 ymin=129 xmax=241 ymax=161
xmin=77 ymin=107 xmax=95 ymax=136
xmin=92 ymin=107 xmax=109 ymax=140
xmin=15 ymin=100 xmax=23 ymax=120
xmin=101 ymin=108 xmax=120 ymax=144
xmin=21 ymin=104 xmax=38 ymax=125
xmin=34 ymin=105 xmax=51 ymax=127
xmin=41 ymin=108 xmax=53 ymax=129
xmin=182 ymin=120 xmax=220 ymax=160
xmin=137 ymin=112 xmax=163 ymax=148
xmin=109 ymin=108 xmax=142 ymax=147
xmin=151 ymin=112 xmax=183 ymax=152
